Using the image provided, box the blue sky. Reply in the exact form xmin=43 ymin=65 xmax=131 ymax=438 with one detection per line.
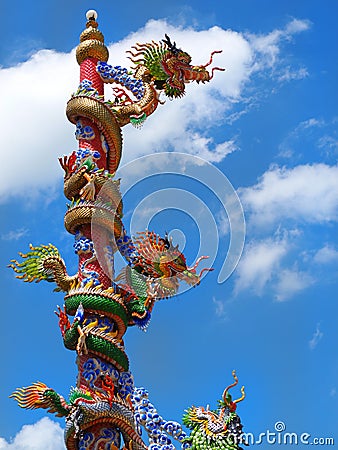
xmin=1 ymin=0 xmax=338 ymax=448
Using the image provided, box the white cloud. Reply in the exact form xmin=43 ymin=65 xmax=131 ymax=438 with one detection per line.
xmin=313 ymin=245 xmax=338 ymax=264
xmin=212 ymin=296 xmax=228 ymax=320
xmin=309 ymin=323 xmax=323 ymax=350
xmin=233 ymin=229 xmax=314 ymax=299
xmin=247 ymin=18 xmax=310 ymax=70
xmin=278 ymin=66 xmax=308 ymax=82
xmin=301 ymin=118 xmax=324 ymax=129
xmin=240 ymin=163 xmax=338 ymax=228
xmin=0 ymin=50 xmax=77 ymax=202
xmin=0 ymin=418 xmax=65 ymax=449
xmin=278 ymin=117 xmax=338 ymax=160
xmin=215 ymin=210 xmax=230 ymax=237
xmin=234 ymin=235 xmax=288 ymax=295
xmin=111 ymin=20 xmax=253 ymax=99
xmin=330 ymin=387 xmax=337 ymax=397
xmin=118 ymin=21 xmax=250 ymax=165
xmin=285 ymin=18 xmax=311 ymax=35
xmin=0 ymin=18 xmax=309 ymax=202
xmin=274 ymin=267 xmax=314 ymax=301
xmin=249 ymin=29 xmax=283 ymax=68
xmin=278 ymin=118 xmax=324 ymax=157
xmin=1 ymin=227 xmax=28 ymax=241
xmin=318 ymin=135 xmax=338 ymax=154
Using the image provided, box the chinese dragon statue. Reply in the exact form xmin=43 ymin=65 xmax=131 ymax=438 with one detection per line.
xmin=9 ymin=10 xmax=247 ymax=450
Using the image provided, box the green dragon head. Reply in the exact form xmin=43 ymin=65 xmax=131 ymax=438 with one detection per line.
xmin=127 ymin=34 xmax=225 ymax=98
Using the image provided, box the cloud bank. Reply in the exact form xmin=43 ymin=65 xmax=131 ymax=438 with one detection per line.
xmin=240 ymin=163 xmax=338 ymax=228
xmin=233 ymin=231 xmax=314 ymax=301
xmin=0 ymin=18 xmax=310 ymax=202
xmin=0 ymin=418 xmax=65 ymax=450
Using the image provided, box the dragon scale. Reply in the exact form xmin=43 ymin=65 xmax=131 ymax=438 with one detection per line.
xmin=9 ymin=10 xmax=246 ymax=450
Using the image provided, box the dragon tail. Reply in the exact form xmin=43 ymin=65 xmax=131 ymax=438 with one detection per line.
xmin=10 ymin=382 xmax=70 ymax=418
xmin=8 ymin=243 xmax=77 ymax=292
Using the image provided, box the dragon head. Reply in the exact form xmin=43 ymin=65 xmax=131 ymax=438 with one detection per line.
xmin=122 ymin=231 xmax=212 ymax=299
xmin=115 ymin=230 xmax=213 ymax=329
xmin=220 ymin=370 xmax=246 ymax=414
xmin=182 ymin=371 xmax=247 ymax=449
xmin=127 ymin=34 xmax=225 ymax=98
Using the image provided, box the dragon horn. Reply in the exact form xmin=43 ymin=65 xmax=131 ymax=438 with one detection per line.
xmin=162 ymin=34 xmax=179 ymax=54
xmin=222 ymin=370 xmax=239 ymax=403
xmin=234 ymin=385 xmax=246 ymax=404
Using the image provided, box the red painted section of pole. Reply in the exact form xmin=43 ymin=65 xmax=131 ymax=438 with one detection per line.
xmin=75 ymin=19 xmax=112 ymax=288
xmin=80 ymin=57 xmax=104 ymax=96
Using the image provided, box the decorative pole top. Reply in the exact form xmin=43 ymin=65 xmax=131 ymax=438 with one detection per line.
xmin=76 ymin=9 xmax=108 ymax=65
xmin=86 ymin=9 xmax=98 ymax=21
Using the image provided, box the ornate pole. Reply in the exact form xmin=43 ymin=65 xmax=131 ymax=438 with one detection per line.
xmin=10 ymin=10 xmax=246 ymax=450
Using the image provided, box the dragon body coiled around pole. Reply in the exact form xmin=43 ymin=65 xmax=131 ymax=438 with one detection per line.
xmin=9 ymin=11 xmax=247 ymax=450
